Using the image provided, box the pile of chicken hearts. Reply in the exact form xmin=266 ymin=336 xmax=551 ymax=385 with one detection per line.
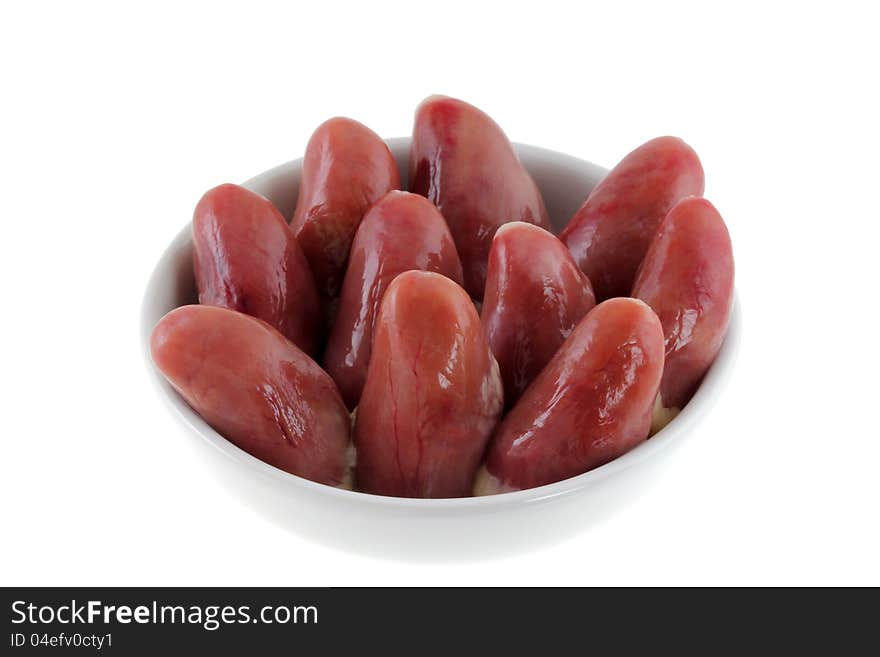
xmin=150 ymin=96 xmax=734 ymax=498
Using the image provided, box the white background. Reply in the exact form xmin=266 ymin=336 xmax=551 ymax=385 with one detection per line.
xmin=2 ymin=1 xmax=878 ymax=586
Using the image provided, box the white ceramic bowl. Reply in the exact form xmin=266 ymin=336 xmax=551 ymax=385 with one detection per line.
xmin=141 ymin=138 xmax=740 ymax=561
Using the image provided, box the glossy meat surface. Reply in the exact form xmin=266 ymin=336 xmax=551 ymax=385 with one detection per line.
xmin=480 ymin=298 xmax=664 ymax=492
xmin=192 ymin=183 xmax=320 ymax=355
xmin=354 ymin=271 xmax=503 ymax=497
xmin=482 ymin=222 xmax=596 ymax=406
xmin=560 ymin=137 xmax=704 ymax=301
xmin=150 ymin=305 xmax=351 ymax=486
xmin=632 ymin=196 xmax=734 ymax=410
xmin=409 ymin=96 xmax=549 ymax=299
xmin=290 ymin=117 xmax=401 ymax=299
xmin=323 ymin=191 xmax=463 ymax=409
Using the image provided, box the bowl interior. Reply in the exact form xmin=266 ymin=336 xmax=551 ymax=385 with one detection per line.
xmin=141 ymin=138 xmax=738 ymax=510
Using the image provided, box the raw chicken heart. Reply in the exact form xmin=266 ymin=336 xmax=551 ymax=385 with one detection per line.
xmin=354 ymin=271 xmax=503 ymax=497
xmin=560 ymin=136 xmax=704 ymax=301
xmin=192 ymin=183 xmax=320 ymax=355
xmin=477 ymin=298 xmax=664 ymax=494
xmin=632 ymin=196 xmax=734 ymax=417
xmin=482 ymin=221 xmax=596 ymax=406
xmin=410 ymin=95 xmax=549 ymax=299
xmin=323 ymin=191 xmax=463 ymax=409
xmin=290 ymin=117 xmax=401 ymax=299
xmin=150 ymin=305 xmax=351 ymax=487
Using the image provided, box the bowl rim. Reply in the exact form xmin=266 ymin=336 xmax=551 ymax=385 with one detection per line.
xmin=140 ymin=139 xmax=740 ymax=511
